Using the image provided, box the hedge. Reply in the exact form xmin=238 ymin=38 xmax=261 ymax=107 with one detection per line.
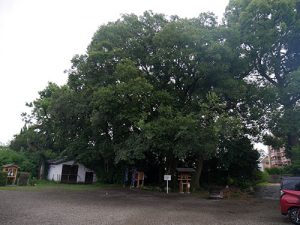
xmin=0 ymin=171 xmax=7 ymax=186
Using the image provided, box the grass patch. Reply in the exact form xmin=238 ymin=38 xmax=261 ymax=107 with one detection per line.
xmin=256 ymin=182 xmax=272 ymax=187
xmin=0 ymin=180 xmax=120 ymax=191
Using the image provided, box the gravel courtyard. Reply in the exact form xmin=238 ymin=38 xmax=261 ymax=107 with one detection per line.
xmin=0 ymin=188 xmax=290 ymax=225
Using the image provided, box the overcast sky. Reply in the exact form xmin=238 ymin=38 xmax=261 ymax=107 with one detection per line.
xmin=0 ymin=0 xmax=230 ymax=145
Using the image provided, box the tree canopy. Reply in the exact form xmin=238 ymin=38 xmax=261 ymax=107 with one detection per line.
xmin=10 ymin=2 xmax=300 ymax=187
xmin=226 ymin=0 xmax=300 ymax=149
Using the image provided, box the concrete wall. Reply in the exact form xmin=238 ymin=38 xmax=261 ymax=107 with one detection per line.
xmin=47 ymin=163 xmax=63 ymax=181
xmin=47 ymin=160 xmax=97 ymax=183
xmin=77 ymin=163 xmax=97 ymax=183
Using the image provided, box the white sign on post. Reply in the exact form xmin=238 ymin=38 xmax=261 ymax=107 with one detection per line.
xmin=164 ymin=175 xmax=171 ymax=181
xmin=164 ymin=175 xmax=171 ymax=194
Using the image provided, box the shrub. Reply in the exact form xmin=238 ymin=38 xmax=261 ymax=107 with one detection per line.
xmin=282 ymin=165 xmax=300 ymax=176
xmin=0 ymin=171 xmax=7 ymax=186
xmin=265 ymin=167 xmax=283 ymax=175
xmin=0 ymin=147 xmax=37 ymax=175
xmin=18 ymin=172 xmax=30 ymax=186
xmin=29 ymin=177 xmax=37 ymax=186
xmin=255 ymin=171 xmax=269 ymax=184
xmin=232 ymin=178 xmax=254 ymax=190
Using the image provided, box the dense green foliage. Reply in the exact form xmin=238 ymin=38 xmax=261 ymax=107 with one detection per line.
xmin=0 ymin=171 xmax=6 ymax=186
xmin=0 ymin=146 xmax=37 ymax=176
xmin=202 ymin=136 xmax=260 ymax=187
xmin=265 ymin=167 xmax=284 ymax=176
xmin=282 ymin=145 xmax=300 ymax=175
xmin=226 ymin=0 xmax=300 ymax=150
xmin=10 ymin=1 xmax=300 ymax=188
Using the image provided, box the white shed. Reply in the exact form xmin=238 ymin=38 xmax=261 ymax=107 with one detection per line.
xmin=47 ymin=159 xmax=97 ymax=184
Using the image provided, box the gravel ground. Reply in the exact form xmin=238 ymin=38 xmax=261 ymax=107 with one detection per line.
xmin=0 ymin=188 xmax=290 ymax=225
xmin=255 ymin=183 xmax=281 ymax=200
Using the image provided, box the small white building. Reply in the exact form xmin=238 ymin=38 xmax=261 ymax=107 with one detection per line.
xmin=258 ymin=155 xmax=271 ymax=171
xmin=47 ymin=159 xmax=97 ymax=184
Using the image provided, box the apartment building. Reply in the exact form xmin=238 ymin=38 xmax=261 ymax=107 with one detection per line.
xmin=268 ymin=146 xmax=291 ymax=167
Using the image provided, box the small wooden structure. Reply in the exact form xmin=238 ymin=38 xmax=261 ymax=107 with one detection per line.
xmin=2 ymin=164 xmax=20 ymax=185
xmin=176 ymin=168 xmax=195 ymax=193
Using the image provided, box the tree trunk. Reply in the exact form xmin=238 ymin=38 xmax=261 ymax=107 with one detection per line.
xmin=288 ymin=134 xmax=298 ymax=149
xmin=158 ymin=157 xmax=165 ymax=188
xmin=39 ymin=161 xmax=45 ymax=180
xmin=170 ymin=157 xmax=178 ymax=192
xmin=193 ymin=155 xmax=203 ymax=190
xmin=287 ymin=134 xmax=298 ymax=158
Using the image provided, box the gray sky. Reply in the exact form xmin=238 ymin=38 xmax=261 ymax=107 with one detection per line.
xmin=0 ymin=0 xmax=229 ymax=145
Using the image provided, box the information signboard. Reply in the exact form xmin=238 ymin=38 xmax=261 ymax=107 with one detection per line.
xmin=164 ymin=175 xmax=171 ymax=194
xmin=164 ymin=175 xmax=171 ymax=181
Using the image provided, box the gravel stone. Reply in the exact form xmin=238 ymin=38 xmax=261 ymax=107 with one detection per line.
xmin=0 ymin=188 xmax=289 ymax=225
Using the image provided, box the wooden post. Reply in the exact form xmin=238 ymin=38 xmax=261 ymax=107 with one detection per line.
xmin=179 ymin=180 xmax=183 ymax=193
xmin=187 ymin=182 xmax=190 ymax=194
xmin=136 ymin=171 xmax=144 ymax=188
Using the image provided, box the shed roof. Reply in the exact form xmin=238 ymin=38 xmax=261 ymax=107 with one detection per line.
xmin=47 ymin=158 xmax=73 ymax=165
xmin=176 ymin=168 xmax=195 ymax=173
xmin=2 ymin=163 xmax=20 ymax=168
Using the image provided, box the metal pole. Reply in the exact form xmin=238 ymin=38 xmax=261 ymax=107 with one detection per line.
xmin=167 ymin=180 xmax=169 ymax=194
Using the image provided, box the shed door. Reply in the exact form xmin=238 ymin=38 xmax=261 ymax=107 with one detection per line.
xmin=85 ymin=172 xmax=93 ymax=184
xmin=61 ymin=165 xmax=78 ymax=183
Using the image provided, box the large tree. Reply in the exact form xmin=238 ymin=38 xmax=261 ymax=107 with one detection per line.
xmin=12 ymin=11 xmax=260 ymax=187
xmin=225 ymin=0 xmax=300 ymax=150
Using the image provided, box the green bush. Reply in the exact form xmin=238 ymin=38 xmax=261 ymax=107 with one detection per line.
xmin=0 ymin=147 xmax=37 ymax=175
xmin=283 ymin=165 xmax=300 ymax=176
xmin=29 ymin=177 xmax=37 ymax=186
xmin=18 ymin=172 xmax=31 ymax=186
xmin=0 ymin=171 xmax=7 ymax=186
xmin=265 ymin=167 xmax=284 ymax=175
xmin=255 ymin=171 xmax=269 ymax=184
xmin=274 ymin=146 xmax=300 ymax=176
xmin=232 ymin=178 xmax=254 ymax=190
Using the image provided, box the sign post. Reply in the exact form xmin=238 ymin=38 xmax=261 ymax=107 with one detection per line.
xmin=164 ymin=175 xmax=171 ymax=194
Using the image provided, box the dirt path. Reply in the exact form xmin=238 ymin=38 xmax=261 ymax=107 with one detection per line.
xmin=0 ymin=188 xmax=288 ymax=225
